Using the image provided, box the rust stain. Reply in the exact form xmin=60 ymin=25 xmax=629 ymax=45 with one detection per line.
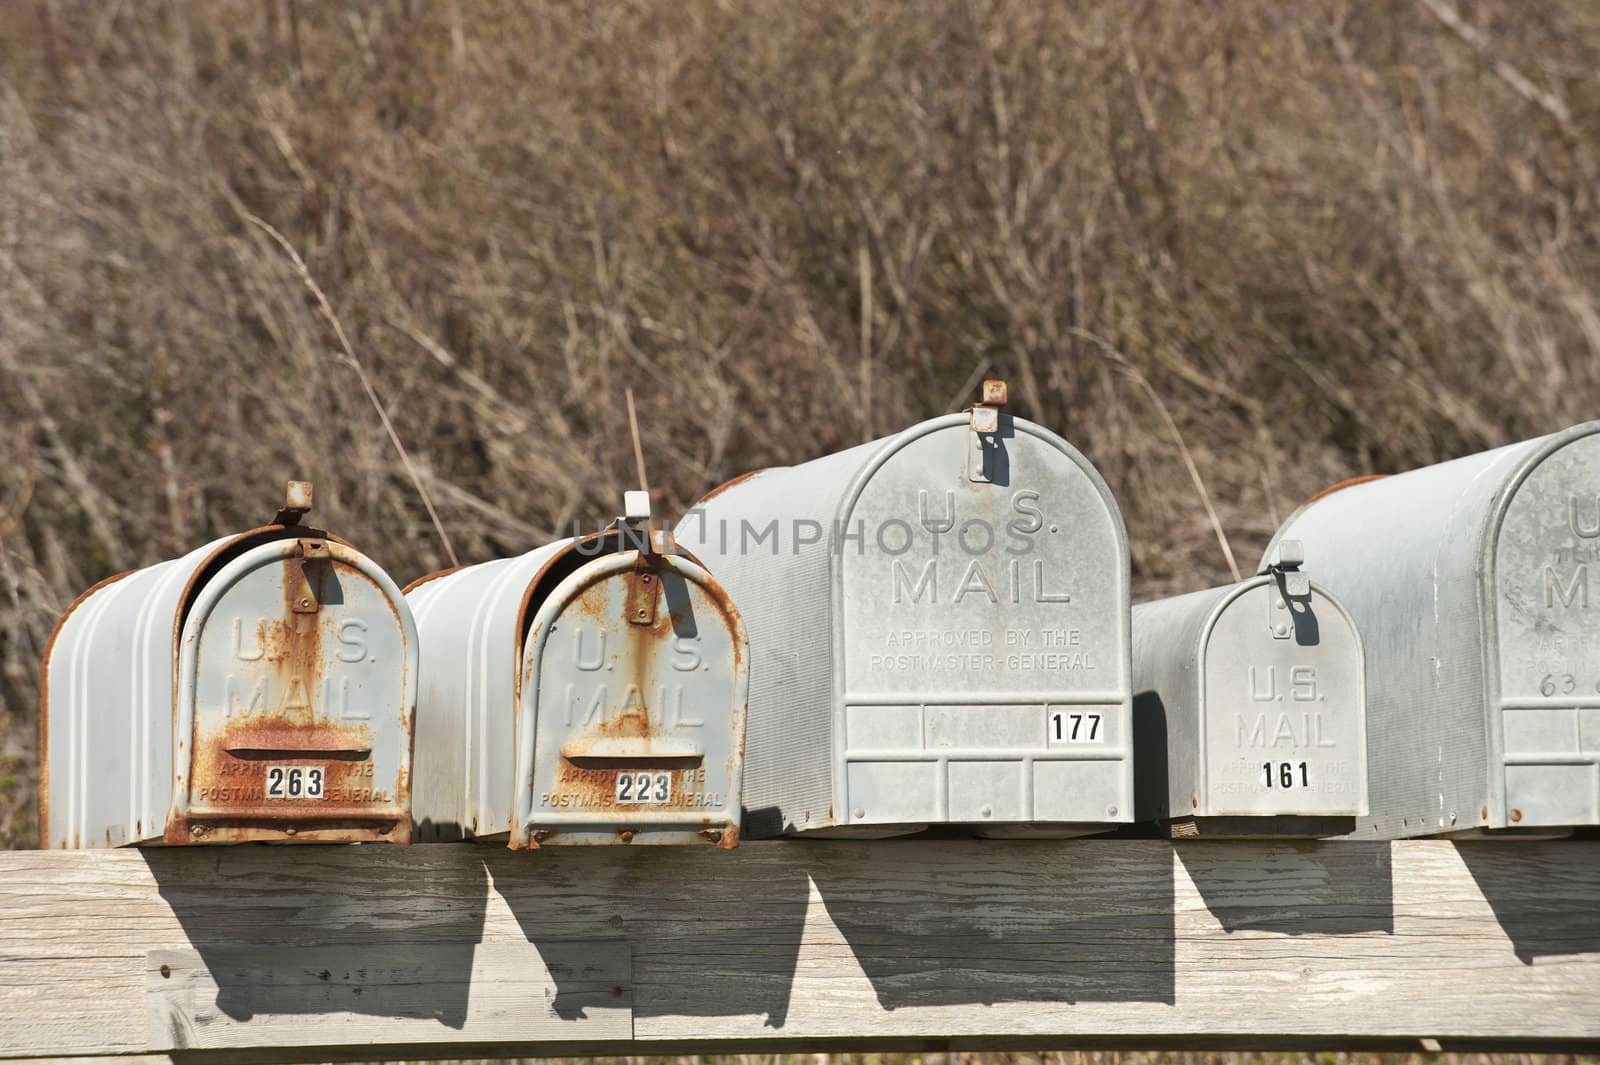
xmin=401 ymin=564 xmax=466 ymax=596
xmin=1304 ymin=474 xmax=1389 ymax=505
xmin=694 ymin=468 xmax=770 ymax=507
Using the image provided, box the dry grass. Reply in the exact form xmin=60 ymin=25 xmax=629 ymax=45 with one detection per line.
xmin=2 ymin=1 xmax=1600 ymax=848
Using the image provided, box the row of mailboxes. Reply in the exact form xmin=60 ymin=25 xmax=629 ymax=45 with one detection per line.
xmin=36 ymin=393 xmax=1600 ymax=847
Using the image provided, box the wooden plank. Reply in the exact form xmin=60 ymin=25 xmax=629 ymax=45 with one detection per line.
xmin=0 ymin=840 xmax=1594 ymax=1060
xmin=145 ymin=942 xmax=632 ymax=1050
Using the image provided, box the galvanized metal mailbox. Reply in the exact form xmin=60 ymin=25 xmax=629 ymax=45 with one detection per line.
xmin=1265 ymin=421 xmax=1600 ymax=837
xmin=674 ymin=381 xmax=1133 ymax=837
xmin=1131 ymin=542 xmax=1368 ymax=837
xmin=40 ymin=483 xmax=417 ymax=847
xmin=406 ymin=494 xmax=747 ymax=847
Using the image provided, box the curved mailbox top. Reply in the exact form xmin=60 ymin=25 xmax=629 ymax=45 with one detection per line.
xmin=408 ymin=525 xmax=748 ymax=848
xmin=677 ymin=388 xmax=1132 ymax=836
xmin=1264 ymin=421 xmax=1600 ymax=833
xmin=1132 ymin=570 xmax=1367 ymax=828
xmin=41 ymin=492 xmax=417 ymax=848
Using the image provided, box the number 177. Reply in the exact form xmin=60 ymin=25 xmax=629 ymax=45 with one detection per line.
xmin=1049 ymin=711 xmax=1101 ymax=742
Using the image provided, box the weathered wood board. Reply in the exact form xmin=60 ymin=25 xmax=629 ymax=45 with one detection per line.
xmin=0 ymin=840 xmax=1595 ymax=1061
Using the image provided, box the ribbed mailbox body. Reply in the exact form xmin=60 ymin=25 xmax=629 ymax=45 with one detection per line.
xmin=41 ymin=495 xmax=417 ymax=847
xmin=675 ymin=398 xmax=1133 ymax=837
xmin=1267 ymin=422 xmax=1600 ymax=836
xmin=407 ymin=524 xmax=747 ymax=848
xmin=1131 ymin=559 xmax=1368 ymax=837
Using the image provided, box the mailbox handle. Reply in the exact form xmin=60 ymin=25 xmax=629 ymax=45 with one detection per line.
xmin=223 ymin=724 xmax=371 ymax=759
xmin=225 ymin=742 xmax=372 ymax=759
xmin=561 ymin=735 xmax=703 ymax=761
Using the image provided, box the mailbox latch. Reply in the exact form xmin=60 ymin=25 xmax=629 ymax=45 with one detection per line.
xmin=289 ymin=539 xmax=330 ymax=614
xmin=1264 ymin=539 xmax=1309 ymax=639
xmin=968 ymin=379 xmax=1007 ymax=483
xmin=274 ymin=480 xmax=314 ymax=527
xmin=621 ymin=490 xmax=659 ymax=626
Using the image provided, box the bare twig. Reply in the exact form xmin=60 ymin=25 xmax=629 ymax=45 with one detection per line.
xmin=1417 ymin=0 xmax=1573 ymax=132
xmin=242 ymin=212 xmax=460 ymax=567
xmin=1069 ymin=328 xmax=1242 ymax=583
xmin=625 ymin=386 xmax=652 ymax=539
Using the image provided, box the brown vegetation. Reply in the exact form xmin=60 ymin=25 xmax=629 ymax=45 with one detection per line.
xmin=2 ymin=1 xmax=1598 ymax=847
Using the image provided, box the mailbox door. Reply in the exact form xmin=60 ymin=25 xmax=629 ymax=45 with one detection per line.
xmin=1491 ymin=426 xmax=1600 ymax=826
xmin=1200 ymin=579 xmax=1367 ymax=817
xmin=514 ymin=550 xmax=747 ymax=846
xmin=170 ymin=538 xmax=416 ymax=843
xmin=836 ymin=413 xmax=1131 ymax=827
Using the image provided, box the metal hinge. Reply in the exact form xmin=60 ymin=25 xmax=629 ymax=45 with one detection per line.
xmin=289 ymin=539 xmax=330 ymax=614
xmin=1264 ymin=539 xmax=1309 ymax=639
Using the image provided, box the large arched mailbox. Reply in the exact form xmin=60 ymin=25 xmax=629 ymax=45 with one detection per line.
xmin=407 ymin=497 xmax=747 ymax=848
xmin=675 ymin=382 xmax=1133 ymax=837
xmin=1131 ymin=543 xmax=1368 ymax=837
xmin=1266 ymin=421 xmax=1600 ymax=836
xmin=41 ymin=483 xmax=417 ymax=847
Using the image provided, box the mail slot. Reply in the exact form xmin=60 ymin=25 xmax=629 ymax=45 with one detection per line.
xmin=1131 ymin=542 xmax=1368 ymax=837
xmin=40 ymin=482 xmax=416 ymax=847
xmin=406 ymin=494 xmax=746 ymax=847
xmin=674 ymin=381 xmax=1132 ymax=837
xmin=1266 ymin=421 xmax=1600 ymax=836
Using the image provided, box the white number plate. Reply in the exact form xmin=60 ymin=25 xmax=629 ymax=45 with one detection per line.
xmin=615 ymin=771 xmax=671 ymax=804
xmin=1048 ymin=710 xmax=1103 ymax=744
xmin=265 ymin=765 xmax=325 ymax=800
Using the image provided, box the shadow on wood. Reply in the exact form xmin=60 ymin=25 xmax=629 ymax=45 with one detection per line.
xmin=1178 ymin=840 xmax=1395 ymax=934
xmin=1456 ymin=840 xmax=1600 ymax=963
xmin=808 ymin=839 xmax=1177 ymax=1007
xmin=491 ymin=845 xmax=812 ymax=1028
xmin=144 ymin=847 xmax=490 ymax=1031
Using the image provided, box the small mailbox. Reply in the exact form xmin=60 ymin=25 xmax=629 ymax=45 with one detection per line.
xmin=1131 ymin=543 xmax=1368 ymax=837
xmin=40 ymin=483 xmax=417 ymax=847
xmin=1266 ymin=421 xmax=1600 ymax=837
xmin=674 ymin=381 xmax=1133 ymax=837
xmin=406 ymin=496 xmax=747 ymax=847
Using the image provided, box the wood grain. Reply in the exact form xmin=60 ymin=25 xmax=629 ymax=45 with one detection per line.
xmin=0 ymin=840 xmax=1594 ymax=1060
xmin=145 ymin=942 xmax=631 ymax=1050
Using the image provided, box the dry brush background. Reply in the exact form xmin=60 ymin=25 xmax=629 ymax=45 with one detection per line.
xmin=1 ymin=0 xmax=1599 ymax=848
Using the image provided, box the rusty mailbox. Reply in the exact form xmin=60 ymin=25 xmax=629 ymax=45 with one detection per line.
xmin=674 ymin=381 xmax=1133 ymax=838
xmin=406 ymin=494 xmax=747 ymax=847
xmin=1266 ymin=421 xmax=1600 ymax=837
xmin=40 ymin=483 xmax=416 ymax=847
xmin=1131 ymin=542 xmax=1368 ymax=837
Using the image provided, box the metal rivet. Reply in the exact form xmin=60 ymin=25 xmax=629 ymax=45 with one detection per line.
xmin=1509 ymin=808 xmax=1523 ymax=823
xmin=160 ymin=964 xmax=171 ymax=978
xmin=979 ymin=805 xmax=993 ymax=818
xmin=285 ymin=827 xmax=297 ymax=836
xmin=619 ymin=830 xmax=635 ymax=843
xmin=852 ymin=807 xmax=865 ymax=819
xmin=1107 ymin=806 xmax=1118 ymax=817
xmin=190 ymin=825 xmax=206 ymax=837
